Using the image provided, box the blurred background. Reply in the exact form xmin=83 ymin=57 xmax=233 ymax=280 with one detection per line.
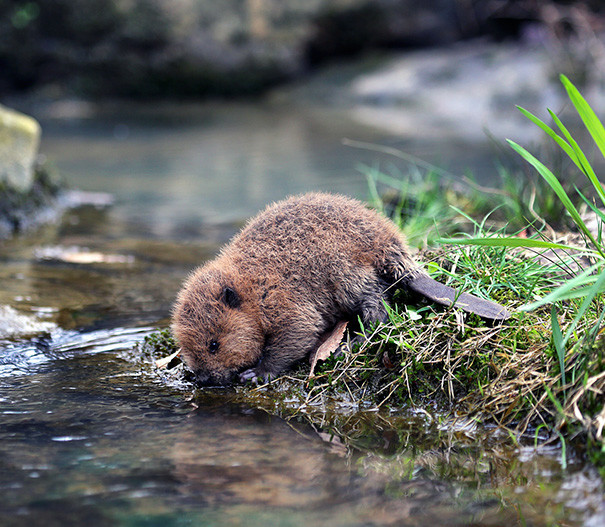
xmin=2 ymin=0 xmax=604 ymax=99
xmin=2 ymin=0 xmax=605 ymax=234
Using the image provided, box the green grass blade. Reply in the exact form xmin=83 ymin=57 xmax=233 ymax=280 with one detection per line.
xmin=508 ymin=140 xmax=578 ymax=217
xmin=548 ymin=109 xmax=605 ymax=207
xmin=521 ymin=263 xmax=602 ymax=310
xmin=550 ymin=305 xmax=566 ymax=387
xmin=563 ymin=266 xmax=605 ymax=344
xmin=554 ymin=430 xmax=568 ymax=470
xmin=518 ymin=103 xmax=605 ymax=207
xmin=507 ymin=140 xmax=604 ymax=256
xmin=517 ymin=106 xmax=580 ymax=165
xmin=548 ymin=287 xmax=605 ymax=301
xmin=439 ymin=235 xmax=590 ymax=251
xmin=561 ymin=74 xmax=605 ymax=158
xmin=365 ymin=166 xmax=384 ymax=213
xmin=577 ymin=187 xmax=605 ymax=223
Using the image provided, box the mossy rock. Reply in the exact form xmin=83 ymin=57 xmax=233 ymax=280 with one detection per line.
xmin=0 ymin=105 xmax=40 ymax=192
xmin=0 ymin=163 xmax=63 ymax=238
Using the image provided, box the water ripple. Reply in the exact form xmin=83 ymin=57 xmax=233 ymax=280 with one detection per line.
xmin=0 ymin=326 xmax=154 ymax=378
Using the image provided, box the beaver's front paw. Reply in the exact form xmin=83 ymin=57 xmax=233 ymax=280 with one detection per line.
xmin=238 ymin=368 xmax=274 ymax=384
xmin=238 ymin=368 xmax=259 ymax=384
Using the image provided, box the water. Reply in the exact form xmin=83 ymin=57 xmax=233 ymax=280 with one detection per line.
xmin=36 ymin=98 xmax=507 ymax=235
xmin=1 ymin=99 xmax=604 ymax=526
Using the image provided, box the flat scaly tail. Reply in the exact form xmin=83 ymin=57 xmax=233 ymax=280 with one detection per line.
xmin=408 ymin=275 xmax=511 ymax=321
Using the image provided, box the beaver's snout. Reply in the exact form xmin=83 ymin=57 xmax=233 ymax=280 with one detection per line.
xmin=193 ymin=368 xmax=239 ymax=387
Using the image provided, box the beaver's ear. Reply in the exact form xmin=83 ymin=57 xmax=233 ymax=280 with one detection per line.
xmin=222 ymin=287 xmax=241 ymax=309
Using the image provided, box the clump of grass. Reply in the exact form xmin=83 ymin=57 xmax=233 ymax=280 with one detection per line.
xmin=306 ymin=76 xmax=605 ymax=465
xmin=363 ymin=162 xmax=467 ymax=248
xmin=306 ymin=239 xmax=550 ymax=408
xmin=442 ymin=74 xmax=605 ymax=460
xmin=353 ymin=132 xmax=595 ymax=244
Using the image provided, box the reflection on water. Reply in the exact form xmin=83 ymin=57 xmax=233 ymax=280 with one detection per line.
xmin=38 ymin=102 xmax=378 ymax=236
xmin=0 ymin=101 xmax=603 ymax=526
xmin=0 ymin=325 xmax=603 ymax=526
xmin=0 ymin=207 xmax=225 ymax=331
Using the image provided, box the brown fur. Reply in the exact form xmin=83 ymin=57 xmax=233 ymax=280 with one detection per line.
xmin=172 ymin=192 xmax=507 ymax=385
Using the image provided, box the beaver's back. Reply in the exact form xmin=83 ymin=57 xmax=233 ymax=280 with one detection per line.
xmin=221 ymin=193 xmax=419 ymax=290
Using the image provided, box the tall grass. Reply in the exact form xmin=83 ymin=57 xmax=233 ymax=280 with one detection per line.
xmin=448 ymin=75 xmax=605 ymax=297
xmin=442 ymin=75 xmax=605 ymax=457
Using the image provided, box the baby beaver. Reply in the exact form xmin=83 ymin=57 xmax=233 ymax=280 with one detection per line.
xmin=172 ymin=192 xmax=510 ymax=385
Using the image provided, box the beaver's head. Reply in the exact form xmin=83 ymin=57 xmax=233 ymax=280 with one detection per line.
xmin=171 ymin=266 xmax=263 ymax=385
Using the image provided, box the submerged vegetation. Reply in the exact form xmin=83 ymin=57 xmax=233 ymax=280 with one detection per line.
xmin=144 ymin=76 xmax=604 ymax=473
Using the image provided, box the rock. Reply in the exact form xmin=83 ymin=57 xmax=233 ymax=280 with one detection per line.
xmin=346 ymin=42 xmax=564 ymax=143
xmin=0 ymin=305 xmax=55 ymax=338
xmin=0 ymin=105 xmax=41 ymax=192
xmin=0 ymin=106 xmax=66 ymax=239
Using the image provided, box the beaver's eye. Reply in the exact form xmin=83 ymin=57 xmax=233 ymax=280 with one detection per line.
xmin=209 ymin=340 xmax=219 ymax=354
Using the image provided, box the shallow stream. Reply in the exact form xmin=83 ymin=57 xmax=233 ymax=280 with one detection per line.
xmin=1 ymin=99 xmax=604 ymax=525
